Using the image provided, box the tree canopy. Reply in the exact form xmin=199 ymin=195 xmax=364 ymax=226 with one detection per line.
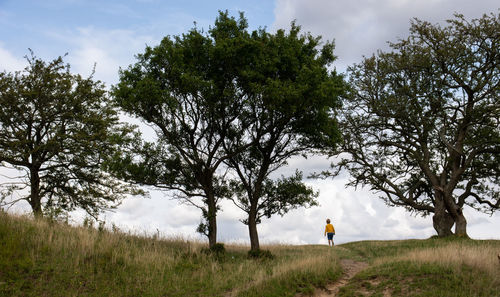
xmin=323 ymin=13 xmax=499 ymax=237
xmin=0 ymin=52 xmax=139 ymax=218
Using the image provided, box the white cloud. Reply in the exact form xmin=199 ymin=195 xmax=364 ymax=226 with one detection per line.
xmin=0 ymin=44 xmax=26 ymax=72
xmin=52 ymin=27 xmax=157 ymax=85
xmin=39 ymin=11 xmax=207 ymax=86
xmin=273 ymin=0 xmax=499 ymax=72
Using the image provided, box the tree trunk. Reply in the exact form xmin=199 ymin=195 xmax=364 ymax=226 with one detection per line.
xmin=248 ymin=205 xmax=260 ymax=251
xmin=207 ymin=194 xmax=217 ymax=249
xmin=432 ymin=190 xmax=454 ymax=236
xmin=442 ymin=191 xmax=468 ymax=237
xmin=432 ymin=196 xmax=454 ymax=237
xmin=29 ymin=167 xmax=43 ymax=218
xmin=432 ymin=210 xmax=454 ymax=237
xmin=454 ymin=211 xmax=468 ymax=237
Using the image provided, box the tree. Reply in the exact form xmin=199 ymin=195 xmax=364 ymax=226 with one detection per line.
xmin=225 ymin=23 xmax=343 ymax=251
xmin=112 ymin=12 xmax=258 ymax=248
xmin=0 ymin=51 xmax=139 ymax=218
xmin=324 ymin=13 xmax=499 ymax=237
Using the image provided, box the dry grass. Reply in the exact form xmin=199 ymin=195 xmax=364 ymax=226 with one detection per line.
xmin=0 ymin=212 xmax=341 ymax=297
xmin=389 ymin=243 xmax=500 ymax=279
xmin=227 ymin=245 xmax=339 ymax=296
xmin=374 ymin=242 xmax=500 ymax=280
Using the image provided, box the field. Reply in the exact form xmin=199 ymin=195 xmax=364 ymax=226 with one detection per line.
xmin=1 ymin=211 xmax=499 ymax=296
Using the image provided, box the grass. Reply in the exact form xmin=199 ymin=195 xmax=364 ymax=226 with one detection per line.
xmin=336 ymin=238 xmax=500 ymax=296
xmin=1 ymin=211 xmax=499 ymax=296
xmin=0 ymin=211 xmax=340 ymax=297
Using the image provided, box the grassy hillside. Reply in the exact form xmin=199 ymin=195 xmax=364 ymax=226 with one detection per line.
xmin=1 ymin=211 xmax=499 ymax=297
xmin=0 ymin=212 xmax=340 ymax=297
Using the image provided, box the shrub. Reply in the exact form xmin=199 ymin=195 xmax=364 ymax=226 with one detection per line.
xmin=201 ymin=243 xmax=226 ymax=259
xmin=247 ymin=249 xmax=274 ymax=260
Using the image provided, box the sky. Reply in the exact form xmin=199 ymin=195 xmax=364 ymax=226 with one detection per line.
xmin=1 ymin=0 xmax=499 ymax=245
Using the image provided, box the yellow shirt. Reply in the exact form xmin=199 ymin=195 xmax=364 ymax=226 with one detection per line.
xmin=325 ymin=224 xmax=335 ymax=234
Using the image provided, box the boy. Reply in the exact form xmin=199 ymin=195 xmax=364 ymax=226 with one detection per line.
xmin=324 ymin=219 xmax=335 ymax=247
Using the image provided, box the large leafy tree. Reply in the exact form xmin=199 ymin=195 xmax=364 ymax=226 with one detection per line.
xmin=0 ymin=52 xmax=138 ymax=218
xmin=113 ymin=12 xmax=257 ymax=248
xmin=226 ymin=24 xmax=343 ymax=251
xmin=325 ymin=13 xmax=499 ymax=237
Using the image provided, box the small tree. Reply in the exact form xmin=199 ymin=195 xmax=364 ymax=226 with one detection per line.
xmin=323 ymin=13 xmax=499 ymax=237
xmin=0 ymin=52 xmax=139 ymax=218
xmin=226 ymin=23 xmax=343 ymax=251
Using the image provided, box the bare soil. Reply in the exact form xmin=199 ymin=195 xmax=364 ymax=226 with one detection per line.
xmin=311 ymin=259 xmax=369 ymax=297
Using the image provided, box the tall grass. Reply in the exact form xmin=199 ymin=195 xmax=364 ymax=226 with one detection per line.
xmin=0 ymin=212 xmax=341 ymax=297
xmin=391 ymin=242 xmax=500 ymax=278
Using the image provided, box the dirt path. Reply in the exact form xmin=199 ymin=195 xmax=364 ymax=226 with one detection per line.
xmin=312 ymin=259 xmax=369 ymax=297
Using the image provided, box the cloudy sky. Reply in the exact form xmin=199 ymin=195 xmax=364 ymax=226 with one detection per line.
xmin=1 ymin=0 xmax=499 ymax=245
